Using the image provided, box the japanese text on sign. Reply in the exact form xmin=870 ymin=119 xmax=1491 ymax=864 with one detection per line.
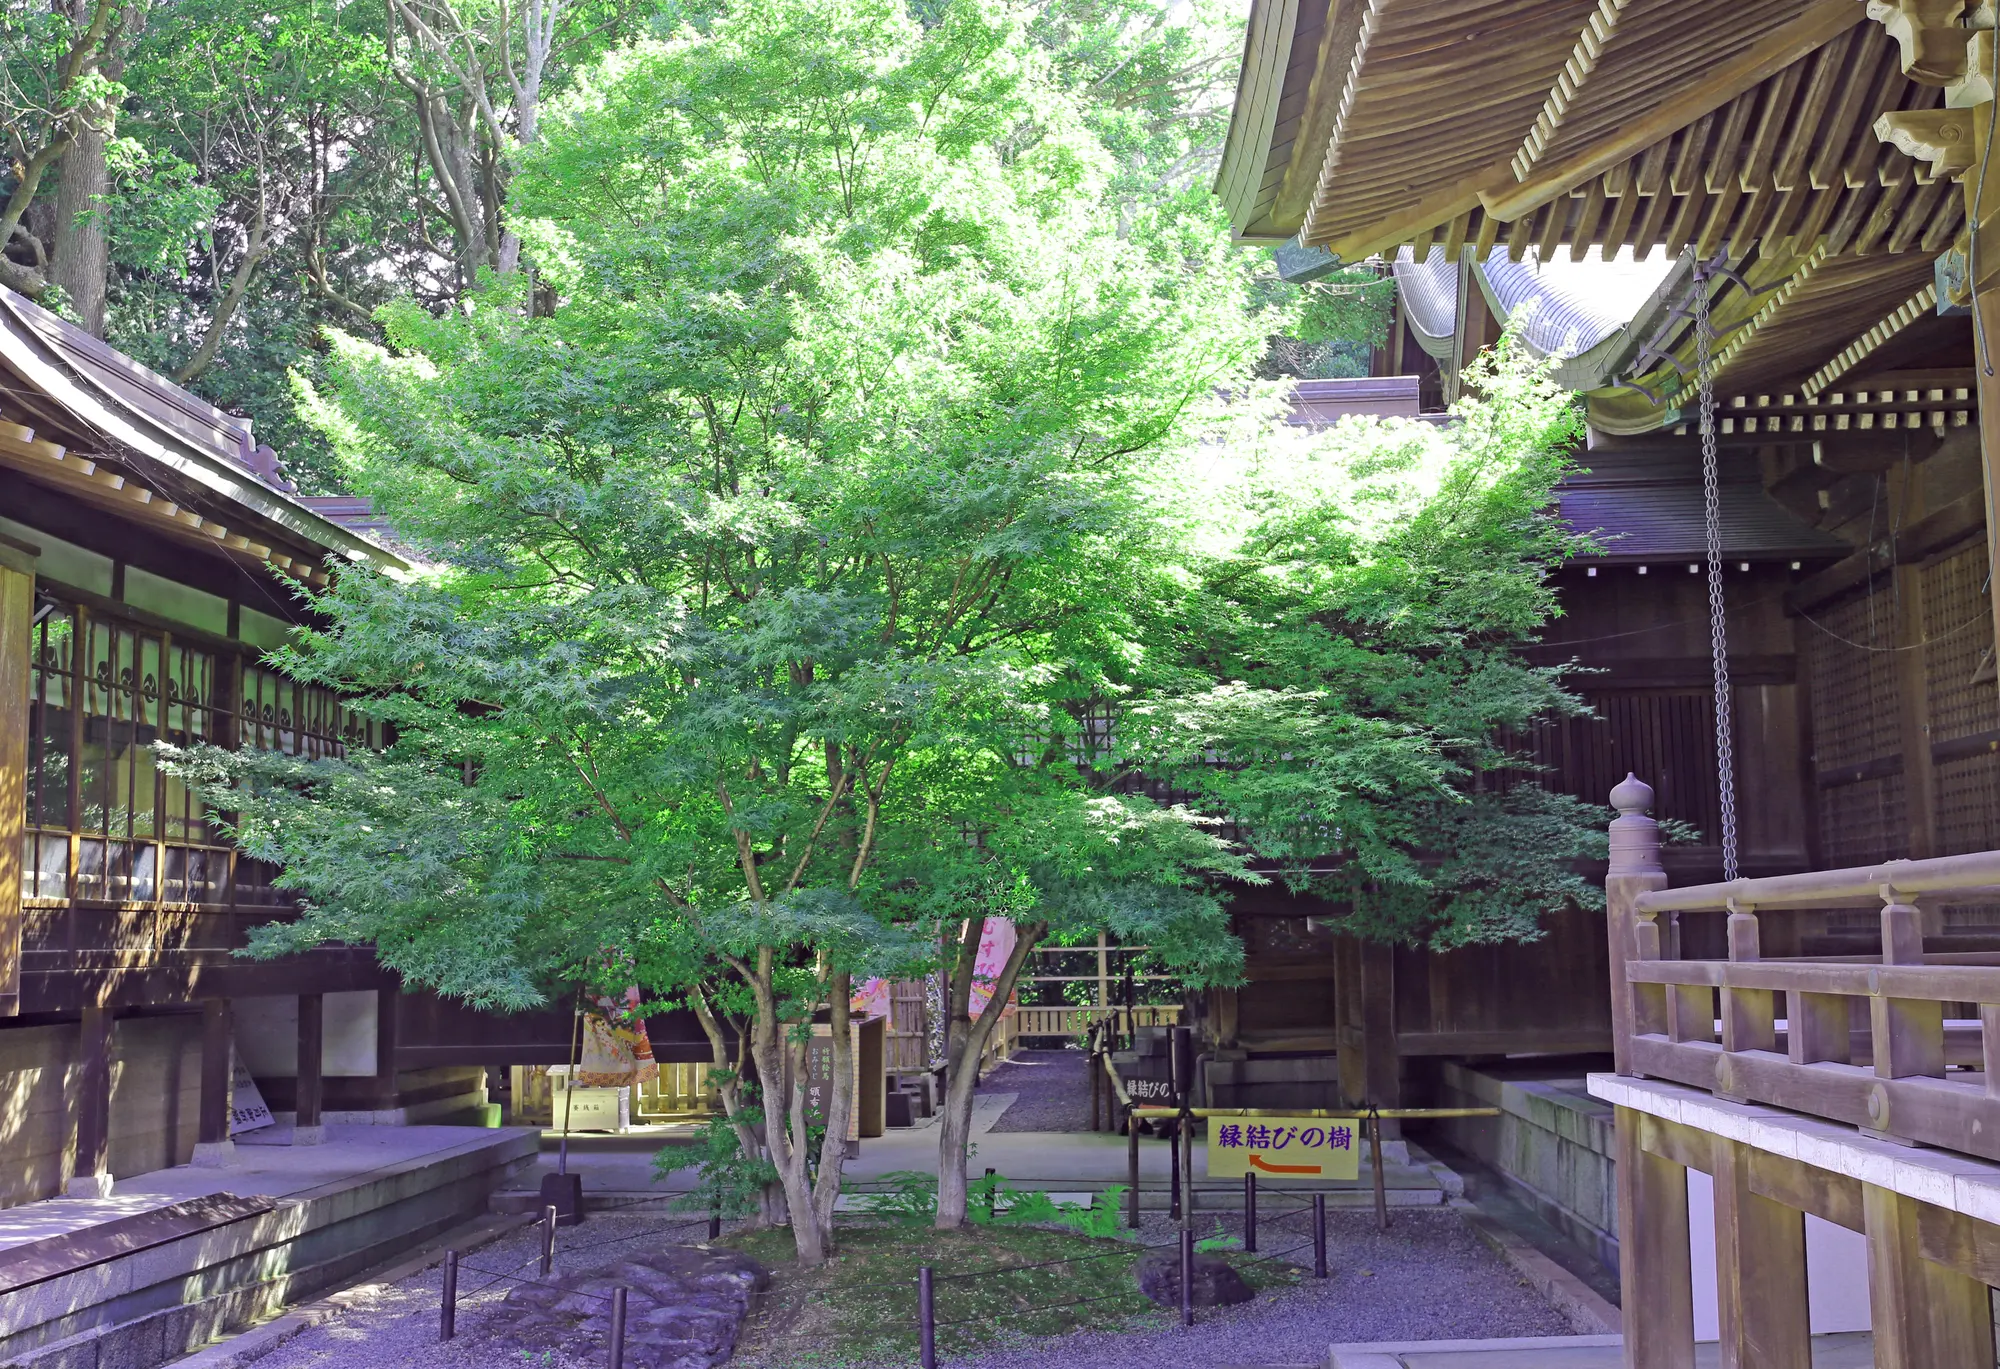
xmin=1204 ymin=1113 xmax=1362 ymax=1181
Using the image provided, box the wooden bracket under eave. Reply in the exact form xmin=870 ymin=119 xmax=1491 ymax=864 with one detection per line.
xmin=1866 ymin=0 xmax=1979 ymax=85
xmin=1875 ymin=108 xmax=1977 ymax=181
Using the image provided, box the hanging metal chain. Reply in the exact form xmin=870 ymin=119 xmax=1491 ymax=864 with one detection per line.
xmin=1694 ymin=267 xmax=1740 ymax=881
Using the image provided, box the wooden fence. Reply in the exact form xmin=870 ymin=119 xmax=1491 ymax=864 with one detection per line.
xmin=1013 ymin=1004 xmax=1182 ymax=1038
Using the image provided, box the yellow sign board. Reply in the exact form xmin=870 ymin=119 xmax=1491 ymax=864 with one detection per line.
xmin=1204 ymin=1115 xmax=1362 ymax=1181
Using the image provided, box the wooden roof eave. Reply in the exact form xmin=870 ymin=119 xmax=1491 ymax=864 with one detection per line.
xmin=1480 ymin=1 xmax=1866 ymax=223
xmin=0 ymin=289 xmax=411 ymax=581
xmin=1216 ymin=0 xmax=1307 ymax=238
xmin=1469 ymin=248 xmax=1697 ymax=395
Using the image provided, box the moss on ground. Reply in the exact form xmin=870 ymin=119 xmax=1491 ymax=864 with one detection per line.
xmin=721 ymin=1221 xmax=1297 ymax=1368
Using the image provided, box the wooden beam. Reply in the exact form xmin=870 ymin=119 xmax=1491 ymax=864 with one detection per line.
xmin=1744 ymin=1146 xmax=1862 ymax=1231
xmin=1486 ymin=3 xmax=1864 ymax=222
xmin=1618 ymin=1106 xmax=1697 ymax=1369
xmin=1917 ymin=1203 xmax=2000 ymax=1287
xmin=1636 ymin=1110 xmax=1714 ymax=1175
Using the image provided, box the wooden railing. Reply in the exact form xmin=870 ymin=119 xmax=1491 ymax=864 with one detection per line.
xmin=1013 ymin=1004 xmax=1181 ymax=1038
xmin=979 ymin=1005 xmax=1020 ymax=1069
xmin=1607 ymin=773 xmax=2000 ymax=1160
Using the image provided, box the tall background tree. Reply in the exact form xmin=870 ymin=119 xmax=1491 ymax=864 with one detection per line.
xmin=170 ymin=0 xmax=1275 ymax=1262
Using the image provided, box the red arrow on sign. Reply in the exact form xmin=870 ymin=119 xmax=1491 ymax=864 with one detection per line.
xmin=1248 ymin=1153 xmax=1319 ymax=1175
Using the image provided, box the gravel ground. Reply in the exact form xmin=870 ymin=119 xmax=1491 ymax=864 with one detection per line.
xmin=238 ymin=1203 xmax=1577 ymax=1369
xmin=246 ymin=1209 xmax=731 ymax=1369
xmin=979 ymin=1048 xmax=1091 ymax=1132
xmin=950 ymin=1207 xmax=1580 ymax=1368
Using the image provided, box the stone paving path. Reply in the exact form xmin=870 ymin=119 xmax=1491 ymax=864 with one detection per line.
xmin=979 ymin=1048 xmax=1092 ymax=1132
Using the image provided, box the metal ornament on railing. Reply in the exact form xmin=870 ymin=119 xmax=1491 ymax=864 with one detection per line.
xmin=1693 ymin=266 xmax=1741 ymax=882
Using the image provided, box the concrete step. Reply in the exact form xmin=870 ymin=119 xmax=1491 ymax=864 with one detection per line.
xmin=1 ymin=1126 xmax=539 ymax=1369
xmin=1328 ymin=1331 xmax=1873 ymax=1368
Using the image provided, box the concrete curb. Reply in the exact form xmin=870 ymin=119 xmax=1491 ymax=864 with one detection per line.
xmin=1327 ymin=1334 xmax=1624 ymax=1368
xmin=1448 ymin=1198 xmax=1622 ymax=1335
xmin=162 ymin=1212 xmax=530 ymax=1368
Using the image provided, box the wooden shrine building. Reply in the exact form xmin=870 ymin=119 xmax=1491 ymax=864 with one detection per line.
xmin=1220 ymin=0 xmax=2000 ymax=1362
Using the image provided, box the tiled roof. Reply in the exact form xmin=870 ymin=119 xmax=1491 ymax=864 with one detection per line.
xmin=1558 ymin=451 xmax=1846 ymax=562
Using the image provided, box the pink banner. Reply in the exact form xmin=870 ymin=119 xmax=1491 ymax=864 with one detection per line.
xmin=850 ymin=917 xmax=1017 ymax=1019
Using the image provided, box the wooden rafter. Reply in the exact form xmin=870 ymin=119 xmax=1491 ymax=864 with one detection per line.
xmin=0 ymin=419 xmax=329 ymax=587
xmin=1513 ymin=0 xmax=1637 ymax=181
xmin=1800 ymin=283 xmax=1943 ymax=399
xmin=1667 ymin=247 xmax=1828 ymax=409
xmin=1491 ymin=0 xmax=1864 ymax=220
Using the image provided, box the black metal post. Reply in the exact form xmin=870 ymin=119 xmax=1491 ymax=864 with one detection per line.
xmin=708 ymin=1200 xmax=721 ymax=1242
xmin=1127 ymin=1107 xmax=1140 ymax=1229
xmin=1179 ymin=1226 xmax=1195 ymax=1327
xmin=919 ymin=1265 xmax=937 ymax=1369
xmin=1243 ymin=1173 xmax=1257 ymax=1253
xmin=984 ymin=1166 xmax=998 ymax=1220
xmin=607 ymin=1286 xmax=627 ymax=1369
xmin=1168 ymin=1125 xmax=1181 ymax=1221
xmin=541 ymin=1203 xmax=558 ymax=1277
xmin=1089 ymin=1043 xmax=1100 ymax=1132
xmin=1369 ymin=1108 xmax=1391 ymax=1232
xmin=439 ymin=1249 xmax=458 ymax=1342
xmin=1312 ymin=1193 xmax=1328 ymax=1279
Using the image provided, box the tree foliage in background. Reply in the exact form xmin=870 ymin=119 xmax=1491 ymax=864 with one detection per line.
xmin=1128 ymin=340 xmax=1605 ymax=950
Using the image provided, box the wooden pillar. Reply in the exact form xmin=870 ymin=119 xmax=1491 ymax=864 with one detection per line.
xmin=372 ymin=987 xmax=400 ymax=1110
xmin=1357 ymin=940 xmax=1400 ymax=1136
xmin=1336 ymin=935 xmax=1363 ymax=1106
xmin=193 ymin=997 xmax=234 ymax=1166
xmin=1711 ymin=1137 xmax=1810 ymax=1369
xmin=0 ymin=536 xmax=35 ymax=1019
xmin=1864 ymin=1183 xmax=1996 ymax=1369
xmin=296 ymin=992 xmax=325 ymax=1145
xmin=67 ymin=1006 xmax=114 ymax=1197
xmin=1607 ymin=775 xmax=1669 ymax=1076
xmin=1616 ymin=1106 xmax=1696 ymax=1369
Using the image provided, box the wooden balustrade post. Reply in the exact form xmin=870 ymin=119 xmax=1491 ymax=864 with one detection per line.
xmin=1719 ymin=901 xmax=1774 ymax=1103
xmin=1616 ymin=1105 xmax=1695 ymax=1369
xmin=1981 ymin=1004 xmax=2000 ymax=1097
xmin=1607 ymin=776 xmax=1669 ymax=1077
xmin=1873 ymin=895 xmax=1944 ymax=1087
xmin=1788 ymin=993 xmax=1851 ymax=1066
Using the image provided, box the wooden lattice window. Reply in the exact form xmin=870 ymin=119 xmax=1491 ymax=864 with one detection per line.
xmin=24 ymin=600 xmax=232 ymax=905
xmin=21 ymin=592 xmax=378 ymax=909
xmin=1921 ymin=543 xmax=1997 ymax=742
xmin=1807 ymin=588 xmax=1901 ymax=771
xmin=239 ymin=663 xmax=379 ymax=758
xmin=1806 ymin=586 xmax=1908 ymax=865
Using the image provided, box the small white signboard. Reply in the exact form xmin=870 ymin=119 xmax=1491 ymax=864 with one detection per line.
xmin=229 ymin=1057 xmax=275 ymax=1135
